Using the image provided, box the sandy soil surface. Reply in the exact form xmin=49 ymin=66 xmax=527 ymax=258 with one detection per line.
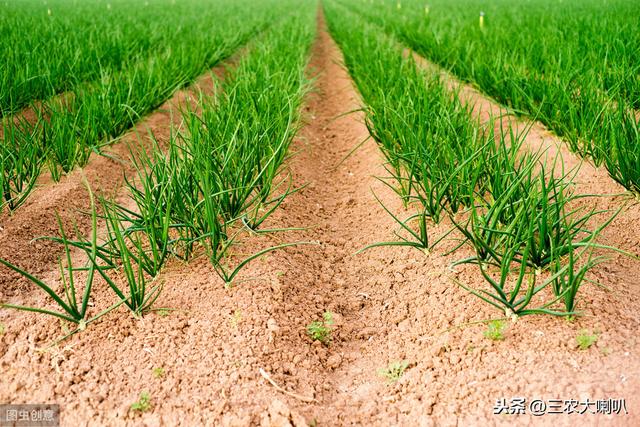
xmin=0 ymin=12 xmax=638 ymax=427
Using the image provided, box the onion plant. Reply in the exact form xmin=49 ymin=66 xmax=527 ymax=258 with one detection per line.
xmin=550 ymin=246 xmax=606 ymax=314
xmin=0 ymin=184 xmax=100 ymax=327
xmin=604 ymin=106 xmax=640 ymax=194
xmin=91 ymin=197 xmax=163 ymax=317
xmin=326 ymin=0 xmax=625 ymax=317
xmin=338 ymin=0 xmax=640 ymax=194
xmin=1 ymin=0 xmax=301 ymax=210
xmin=0 ymin=120 xmax=44 ymax=213
xmin=449 ymin=156 xmax=624 ymax=315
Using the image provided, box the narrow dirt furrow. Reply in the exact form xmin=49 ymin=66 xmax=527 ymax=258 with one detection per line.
xmin=248 ymin=14 xmax=416 ymax=424
xmin=0 ymin=59 xmax=236 ymax=298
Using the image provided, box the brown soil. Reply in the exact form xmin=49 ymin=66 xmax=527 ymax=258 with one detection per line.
xmin=0 ymin=12 xmax=638 ymax=427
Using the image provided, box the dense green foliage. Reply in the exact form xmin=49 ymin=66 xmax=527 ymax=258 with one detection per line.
xmin=0 ymin=0 xmax=290 ymax=213
xmin=337 ymin=0 xmax=640 ymax=193
xmin=1 ymin=0 xmax=177 ymax=116
xmin=0 ymin=1 xmax=316 ymax=329
xmin=325 ymin=0 xmax=613 ymax=316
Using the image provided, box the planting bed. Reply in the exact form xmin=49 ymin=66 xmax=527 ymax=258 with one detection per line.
xmin=1 ymin=0 xmax=639 ymax=426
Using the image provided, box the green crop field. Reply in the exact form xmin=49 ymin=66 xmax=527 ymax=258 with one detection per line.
xmin=338 ymin=0 xmax=640 ymax=192
xmin=0 ymin=0 xmax=638 ymax=424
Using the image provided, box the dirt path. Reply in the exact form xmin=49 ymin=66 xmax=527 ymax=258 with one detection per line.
xmin=0 ymin=11 xmax=638 ymax=427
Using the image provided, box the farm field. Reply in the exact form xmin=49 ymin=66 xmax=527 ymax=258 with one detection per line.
xmin=0 ymin=0 xmax=639 ymax=425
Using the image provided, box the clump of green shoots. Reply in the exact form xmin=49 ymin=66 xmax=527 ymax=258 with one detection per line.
xmin=0 ymin=186 xmax=102 ymax=328
xmin=306 ymin=312 xmax=334 ymax=345
xmin=576 ymin=330 xmax=598 ymax=350
xmin=0 ymin=119 xmax=44 ymax=213
xmin=450 ymin=156 xmax=619 ymax=317
xmin=483 ymin=320 xmax=507 ymax=341
xmin=152 ymin=367 xmax=165 ymax=379
xmin=377 ymin=360 xmax=409 ymax=383
xmin=0 ymin=182 xmax=164 ymax=333
xmin=326 ymin=1 xmax=621 ymax=319
xmin=130 ymin=391 xmax=152 ymax=413
xmin=344 ymin=0 xmax=640 ymax=193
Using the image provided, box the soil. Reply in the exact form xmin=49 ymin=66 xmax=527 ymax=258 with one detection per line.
xmin=0 ymin=12 xmax=638 ymax=427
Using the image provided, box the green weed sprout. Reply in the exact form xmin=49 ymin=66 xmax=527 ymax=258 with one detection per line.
xmin=378 ymin=360 xmax=409 ymax=383
xmin=307 ymin=311 xmax=334 ymax=345
xmin=130 ymin=391 xmax=152 ymax=413
xmin=483 ymin=320 xmax=507 ymax=341
xmin=576 ymin=330 xmax=598 ymax=350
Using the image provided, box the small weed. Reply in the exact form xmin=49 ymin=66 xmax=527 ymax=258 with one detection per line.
xmin=230 ymin=310 xmax=242 ymax=328
xmin=152 ymin=367 xmax=165 ymax=379
xmin=130 ymin=391 xmax=152 ymax=413
xmin=483 ymin=320 xmax=507 ymax=341
xmin=0 ymin=323 xmax=4 ymax=336
xmin=378 ymin=360 xmax=409 ymax=383
xmin=601 ymin=346 xmax=611 ymax=356
xmin=306 ymin=311 xmax=334 ymax=345
xmin=157 ymin=309 xmax=170 ymax=317
xmin=576 ymin=330 xmax=598 ymax=350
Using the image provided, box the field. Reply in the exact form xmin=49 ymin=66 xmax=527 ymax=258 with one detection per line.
xmin=0 ymin=0 xmax=639 ymax=425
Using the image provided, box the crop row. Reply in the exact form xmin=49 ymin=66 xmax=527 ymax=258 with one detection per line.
xmin=0 ymin=0 xmax=294 ymax=213
xmin=337 ymin=0 xmax=640 ymax=194
xmin=0 ymin=5 xmax=316 ymax=334
xmin=1 ymin=0 xmax=213 ymax=116
xmin=325 ymin=0 xmax=619 ymax=317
